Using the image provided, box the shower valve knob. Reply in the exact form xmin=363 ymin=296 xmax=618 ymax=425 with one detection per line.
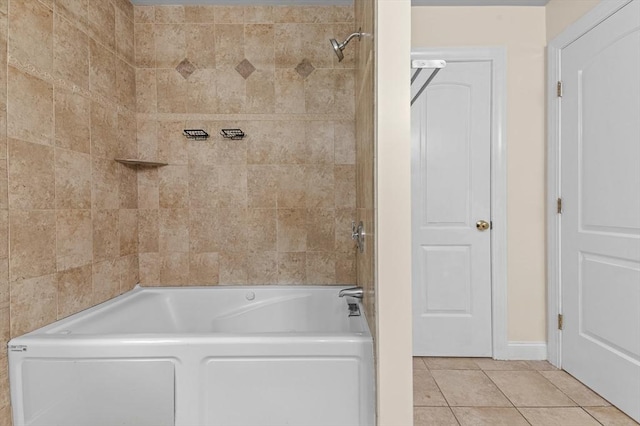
xmin=351 ymin=221 xmax=366 ymax=253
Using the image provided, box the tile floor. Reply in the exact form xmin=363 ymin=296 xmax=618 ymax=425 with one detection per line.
xmin=413 ymin=357 xmax=639 ymax=426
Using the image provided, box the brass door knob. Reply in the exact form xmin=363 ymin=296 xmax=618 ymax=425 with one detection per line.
xmin=476 ymin=220 xmax=490 ymax=231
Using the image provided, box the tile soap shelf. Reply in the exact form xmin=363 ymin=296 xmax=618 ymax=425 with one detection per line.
xmin=115 ymin=159 xmax=168 ymax=167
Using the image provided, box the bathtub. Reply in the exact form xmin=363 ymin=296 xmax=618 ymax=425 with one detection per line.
xmin=8 ymin=285 xmax=375 ymax=426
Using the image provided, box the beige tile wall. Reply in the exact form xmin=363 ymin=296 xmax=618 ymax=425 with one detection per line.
xmin=133 ymin=5 xmax=358 ymax=286
xmin=354 ymin=0 xmax=376 ymax=334
xmin=0 ymin=1 xmax=7 ymax=416
xmin=0 ymin=0 xmax=138 ymax=423
xmin=0 ymin=3 xmax=359 ymax=423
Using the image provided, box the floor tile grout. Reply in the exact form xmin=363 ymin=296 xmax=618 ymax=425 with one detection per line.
xmin=580 ymin=407 xmax=606 ymax=426
xmin=447 ymin=406 xmax=462 ymax=426
xmin=413 ymin=357 xmax=639 ymax=426
xmin=527 ymin=369 xmax=584 ymax=407
xmin=428 ymin=367 xmax=453 ymax=408
xmin=478 ymin=368 xmax=517 ymax=408
xmin=513 ymin=407 xmax=534 ymax=426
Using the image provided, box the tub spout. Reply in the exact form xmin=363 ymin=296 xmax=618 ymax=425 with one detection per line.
xmin=339 ymin=287 xmax=363 ymax=299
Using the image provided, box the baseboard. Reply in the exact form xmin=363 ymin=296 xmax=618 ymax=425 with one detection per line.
xmin=503 ymin=341 xmax=548 ymax=360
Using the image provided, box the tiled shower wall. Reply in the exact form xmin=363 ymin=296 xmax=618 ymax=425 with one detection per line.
xmin=355 ymin=0 xmax=375 ymax=334
xmin=0 ymin=0 xmax=139 ymax=423
xmin=0 ymin=2 xmax=359 ymax=422
xmin=133 ymin=5 xmax=358 ymax=286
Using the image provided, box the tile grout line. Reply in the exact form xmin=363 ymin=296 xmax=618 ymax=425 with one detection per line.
xmin=446 ymin=405 xmax=462 ymax=426
xmin=415 ymin=359 xmax=637 ymax=425
xmin=413 ymin=358 xmax=454 ymax=426
xmin=530 ymin=368 xmax=584 ymax=407
xmin=513 ymin=406 xmax=534 ymax=426
xmin=419 ymin=360 xmax=515 ymax=426
xmin=581 ymin=406 xmax=635 ymax=426
xmin=483 ymin=365 xmax=580 ymax=408
xmin=476 ymin=367 xmax=519 ymax=410
xmin=542 ymin=369 xmax=614 ymax=408
xmin=478 ymin=364 xmax=520 ymax=409
xmin=581 ymin=407 xmax=607 ymax=426
xmin=422 ymin=361 xmax=454 ymax=408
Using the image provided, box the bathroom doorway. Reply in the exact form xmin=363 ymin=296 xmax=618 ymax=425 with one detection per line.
xmin=411 ymin=48 xmax=508 ymax=357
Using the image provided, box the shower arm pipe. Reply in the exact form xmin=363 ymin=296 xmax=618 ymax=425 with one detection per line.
xmin=410 ymin=59 xmax=446 ymax=106
xmin=339 ymin=31 xmax=362 ymax=48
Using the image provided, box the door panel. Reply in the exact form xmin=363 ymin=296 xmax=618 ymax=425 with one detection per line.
xmin=579 ymin=28 xmax=640 ymax=233
xmin=412 ymin=60 xmax=492 ymax=356
xmin=422 ymin=85 xmax=472 ymax=228
xmin=561 ymin=0 xmax=640 ymax=421
xmin=580 ymin=253 xmax=640 ymax=359
xmin=421 ymin=246 xmax=471 ymax=314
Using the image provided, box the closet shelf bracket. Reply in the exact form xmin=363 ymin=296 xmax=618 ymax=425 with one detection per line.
xmin=410 ymin=59 xmax=447 ymax=106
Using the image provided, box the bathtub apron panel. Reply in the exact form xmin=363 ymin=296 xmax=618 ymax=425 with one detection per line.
xmin=8 ymin=286 xmax=375 ymax=426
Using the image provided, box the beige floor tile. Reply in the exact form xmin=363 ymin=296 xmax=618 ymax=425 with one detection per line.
xmin=519 ymin=407 xmax=601 ymax=426
xmin=414 ymin=369 xmax=448 ymax=407
xmin=473 ymin=359 xmax=533 ymax=371
xmin=485 ymin=371 xmax=576 ymax=407
xmin=423 ymin=357 xmax=481 ymax=370
xmin=414 ymin=407 xmax=459 ymax=426
xmin=414 ymin=357 xmax=428 ymax=370
xmin=431 ymin=370 xmax=512 ymax=407
xmin=452 ymin=407 xmax=529 ymax=426
xmin=540 ymin=370 xmax=610 ymax=407
xmin=526 ymin=360 xmax=559 ymax=371
xmin=584 ymin=407 xmax=640 ymax=426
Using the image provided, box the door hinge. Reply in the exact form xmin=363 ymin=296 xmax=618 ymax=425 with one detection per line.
xmin=557 ymin=81 xmax=563 ymax=97
xmin=558 ymin=314 xmax=564 ymax=330
xmin=557 ymin=198 xmax=563 ymax=214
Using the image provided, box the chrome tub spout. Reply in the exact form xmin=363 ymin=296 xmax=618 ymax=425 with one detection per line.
xmin=339 ymin=287 xmax=363 ymax=299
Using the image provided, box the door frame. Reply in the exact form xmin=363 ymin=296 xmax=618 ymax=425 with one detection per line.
xmin=546 ymin=0 xmax=635 ymax=367
xmin=411 ymin=47 xmax=509 ymax=359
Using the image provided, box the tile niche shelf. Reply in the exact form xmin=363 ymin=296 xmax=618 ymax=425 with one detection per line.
xmin=115 ymin=158 xmax=168 ymax=167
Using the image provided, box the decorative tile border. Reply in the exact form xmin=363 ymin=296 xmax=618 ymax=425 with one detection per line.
xmin=137 ymin=113 xmax=353 ymax=121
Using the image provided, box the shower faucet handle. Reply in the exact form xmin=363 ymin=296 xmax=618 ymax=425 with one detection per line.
xmin=351 ymin=221 xmax=365 ymax=253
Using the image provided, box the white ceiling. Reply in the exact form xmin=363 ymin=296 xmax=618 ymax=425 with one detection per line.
xmin=130 ymin=0 xmax=550 ymax=6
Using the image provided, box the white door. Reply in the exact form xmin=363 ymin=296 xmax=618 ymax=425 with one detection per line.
xmin=411 ymin=59 xmax=493 ymax=356
xmin=561 ymin=0 xmax=640 ymax=421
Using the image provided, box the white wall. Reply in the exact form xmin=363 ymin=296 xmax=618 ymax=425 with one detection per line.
xmin=412 ymin=7 xmax=547 ymax=342
xmin=376 ymin=0 xmax=414 ymax=424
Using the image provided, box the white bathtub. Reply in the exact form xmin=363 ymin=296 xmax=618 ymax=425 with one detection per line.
xmin=8 ymin=286 xmax=375 ymax=426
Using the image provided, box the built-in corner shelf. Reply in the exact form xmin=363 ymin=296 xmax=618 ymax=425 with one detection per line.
xmin=115 ymin=159 xmax=168 ymax=167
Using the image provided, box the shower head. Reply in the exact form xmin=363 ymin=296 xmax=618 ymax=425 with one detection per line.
xmin=330 ymin=29 xmax=362 ymax=62
xmin=330 ymin=38 xmax=344 ymax=62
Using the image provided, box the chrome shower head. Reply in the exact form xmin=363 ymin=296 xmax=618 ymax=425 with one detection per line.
xmin=330 ymin=29 xmax=362 ymax=62
xmin=330 ymin=38 xmax=344 ymax=62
